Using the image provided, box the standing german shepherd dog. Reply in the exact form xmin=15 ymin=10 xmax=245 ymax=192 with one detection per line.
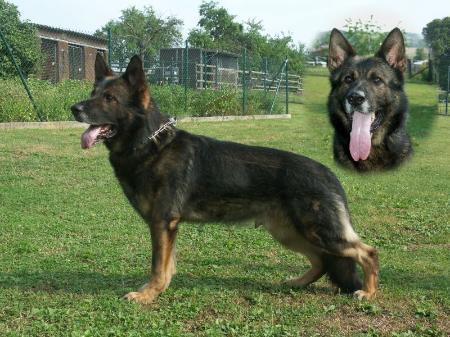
xmin=71 ymin=54 xmax=379 ymax=304
xmin=328 ymin=28 xmax=412 ymax=171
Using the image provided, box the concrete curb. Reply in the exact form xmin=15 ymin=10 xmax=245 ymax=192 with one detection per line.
xmin=0 ymin=114 xmax=291 ymax=129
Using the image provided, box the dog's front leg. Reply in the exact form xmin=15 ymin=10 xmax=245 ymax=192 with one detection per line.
xmin=124 ymin=218 xmax=179 ymax=304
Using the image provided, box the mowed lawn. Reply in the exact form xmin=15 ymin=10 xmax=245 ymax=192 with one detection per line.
xmin=0 ymin=74 xmax=448 ymax=336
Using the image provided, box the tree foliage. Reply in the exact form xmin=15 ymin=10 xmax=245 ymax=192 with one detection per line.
xmin=423 ymin=17 xmax=450 ymax=57
xmin=423 ymin=17 xmax=450 ymax=88
xmin=95 ymin=6 xmax=183 ymax=70
xmin=188 ymin=1 xmax=305 ymax=74
xmin=312 ymin=17 xmax=409 ymax=58
xmin=343 ymin=16 xmax=386 ymax=56
xmin=0 ymin=0 xmax=40 ymax=78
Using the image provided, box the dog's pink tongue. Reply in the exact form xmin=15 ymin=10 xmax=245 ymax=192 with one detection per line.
xmin=81 ymin=125 xmax=102 ymax=149
xmin=349 ymin=111 xmax=372 ymax=161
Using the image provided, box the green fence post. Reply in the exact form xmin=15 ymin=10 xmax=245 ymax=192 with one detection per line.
xmin=107 ymin=28 xmax=112 ymax=67
xmin=446 ymin=65 xmax=449 ymax=115
xmin=285 ymin=57 xmax=289 ymax=114
xmin=264 ymin=57 xmax=268 ymax=93
xmin=184 ymin=40 xmax=189 ymax=115
xmin=0 ymin=28 xmax=42 ymax=121
xmin=242 ymin=48 xmax=247 ymax=115
xmin=215 ymin=54 xmax=219 ymax=88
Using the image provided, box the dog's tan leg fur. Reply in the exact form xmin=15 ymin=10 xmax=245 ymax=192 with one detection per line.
xmin=340 ymin=242 xmax=379 ymax=299
xmin=283 ymin=254 xmax=325 ymax=288
xmin=124 ymin=219 xmax=179 ymax=304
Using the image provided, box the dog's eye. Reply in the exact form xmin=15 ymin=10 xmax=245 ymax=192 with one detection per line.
xmin=372 ymin=76 xmax=382 ymax=84
xmin=104 ymin=93 xmax=115 ymax=102
xmin=344 ymin=75 xmax=353 ymax=84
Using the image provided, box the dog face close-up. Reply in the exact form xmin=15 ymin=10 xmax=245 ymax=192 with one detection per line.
xmin=71 ymin=55 xmax=150 ymax=149
xmin=327 ymin=28 xmax=412 ymax=171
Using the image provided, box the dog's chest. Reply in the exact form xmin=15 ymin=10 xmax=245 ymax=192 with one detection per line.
xmin=110 ymin=158 xmax=156 ymax=218
xmin=117 ymin=177 xmax=154 ymax=218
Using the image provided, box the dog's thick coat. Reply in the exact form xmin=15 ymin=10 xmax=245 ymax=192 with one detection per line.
xmin=71 ymin=55 xmax=379 ymax=304
xmin=327 ymin=28 xmax=412 ymax=172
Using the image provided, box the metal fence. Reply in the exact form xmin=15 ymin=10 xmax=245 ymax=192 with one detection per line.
xmin=108 ymin=32 xmax=302 ymax=117
xmin=0 ymin=25 xmax=303 ymax=122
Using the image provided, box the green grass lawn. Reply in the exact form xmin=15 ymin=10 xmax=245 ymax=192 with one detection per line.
xmin=0 ymin=74 xmax=448 ymax=336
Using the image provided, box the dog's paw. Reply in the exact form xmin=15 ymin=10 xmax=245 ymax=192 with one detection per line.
xmin=353 ymin=290 xmax=375 ymax=300
xmin=122 ymin=291 xmax=156 ymax=304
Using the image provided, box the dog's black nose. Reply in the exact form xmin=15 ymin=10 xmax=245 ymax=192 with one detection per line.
xmin=71 ymin=103 xmax=84 ymax=116
xmin=347 ymin=92 xmax=365 ymax=106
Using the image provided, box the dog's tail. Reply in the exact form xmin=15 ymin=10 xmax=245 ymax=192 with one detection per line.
xmin=322 ymin=254 xmax=362 ymax=293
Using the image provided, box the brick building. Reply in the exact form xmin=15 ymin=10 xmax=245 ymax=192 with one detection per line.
xmin=36 ymin=24 xmax=108 ymax=82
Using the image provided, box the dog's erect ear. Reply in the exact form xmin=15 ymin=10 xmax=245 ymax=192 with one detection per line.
xmin=376 ymin=28 xmax=406 ymax=72
xmin=328 ymin=28 xmax=355 ymax=71
xmin=95 ymin=53 xmax=113 ymax=83
xmin=123 ymin=55 xmax=147 ymax=88
xmin=123 ymin=55 xmax=150 ymax=108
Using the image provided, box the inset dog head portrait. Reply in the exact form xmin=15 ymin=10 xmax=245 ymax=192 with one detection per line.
xmin=327 ymin=28 xmax=413 ymax=172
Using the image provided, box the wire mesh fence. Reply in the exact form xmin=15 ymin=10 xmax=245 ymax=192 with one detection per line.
xmin=108 ymin=32 xmax=303 ymax=117
xmin=0 ymin=25 xmax=303 ymax=122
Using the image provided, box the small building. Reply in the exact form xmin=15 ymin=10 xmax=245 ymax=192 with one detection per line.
xmin=36 ymin=24 xmax=108 ymax=83
xmin=157 ymin=48 xmax=240 ymax=88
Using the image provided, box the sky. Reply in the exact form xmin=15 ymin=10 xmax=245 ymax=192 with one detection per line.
xmin=9 ymin=0 xmax=450 ymax=47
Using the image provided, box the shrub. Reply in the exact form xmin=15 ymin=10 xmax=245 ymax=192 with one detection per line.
xmin=0 ymin=78 xmax=91 ymax=122
xmin=0 ymin=79 xmax=285 ymax=122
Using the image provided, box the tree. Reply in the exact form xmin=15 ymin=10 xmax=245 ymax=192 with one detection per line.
xmin=188 ymin=1 xmax=305 ymax=74
xmin=423 ymin=17 xmax=450 ymax=88
xmin=95 ymin=6 xmax=183 ymax=70
xmin=423 ymin=17 xmax=450 ymax=57
xmin=0 ymin=0 xmax=40 ymax=78
xmin=343 ymin=16 xmax=387 ymax=55
xmin=188 ymin=1 xmax=244 ymax=52
xmin=187 ymin=28 xmax=215 ymax=49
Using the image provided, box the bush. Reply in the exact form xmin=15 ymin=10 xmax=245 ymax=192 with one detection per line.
xmin=0 ymin=78 xmax=91 ymax=122
xmin=152 ymin=84 xmax=283 ymax=117
xmin=0 ymin=79 xmax=285 ymax=122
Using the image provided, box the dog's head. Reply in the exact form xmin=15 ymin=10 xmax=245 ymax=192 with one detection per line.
xmin=71 ymin=55 xmax=151 ymax=149
xmin=327 ymin=28 xmax=406 ymax=161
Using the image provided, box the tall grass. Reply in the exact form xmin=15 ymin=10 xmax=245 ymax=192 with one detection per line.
xmin=0 ymin=79 xmax=284 ymax=122
xmin=0 ymin=78 xmax=92 ymax=122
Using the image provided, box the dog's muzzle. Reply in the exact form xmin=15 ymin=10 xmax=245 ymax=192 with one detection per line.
xmin=71 ymin=103 xmax=86 ymax=123
xmin=346 ymin=91 xmax=366 ymax=107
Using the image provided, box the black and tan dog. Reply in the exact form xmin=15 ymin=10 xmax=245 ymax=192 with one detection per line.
xmin=327 ymin=28 xmax=412 ymax=172
xmin=71 ymin=54 xmax=379 ymax=304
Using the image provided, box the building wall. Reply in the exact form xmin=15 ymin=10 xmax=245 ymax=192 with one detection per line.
xmin=57 ymin=41 xmax=69 ymax=81
xmin=37 ymin=26 xmax=107 ymax=82
xmin=84 ymin=46 xmax=97 ymax=82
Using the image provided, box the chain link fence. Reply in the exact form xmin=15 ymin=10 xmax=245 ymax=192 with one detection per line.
xmin=108 ymin=31 xmax=302 ymax=117
xmin=0 ymin=25 xmax=303 ymax=122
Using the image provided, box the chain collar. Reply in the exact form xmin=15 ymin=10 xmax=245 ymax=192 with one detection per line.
xmin=134 ymin=117 xmax=176 ymax=151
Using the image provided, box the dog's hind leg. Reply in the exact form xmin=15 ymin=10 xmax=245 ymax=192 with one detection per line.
xmin=319 ymin=198 xmax=379 ymax=299
xmin=261 ymin=209 xmax=326 ymax=288
xmin=283 ymin=252 xmax=325 ymax=288
xmin=336 ymin=241 xmax=379 ymax=299
xmin=285 ymin=194 xmax=378 ymax=299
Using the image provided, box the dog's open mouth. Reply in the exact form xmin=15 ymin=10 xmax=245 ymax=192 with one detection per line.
xmin=349 ymin=112 xmax=374 ymax=162
xmin=349 ymin=111 xmax=384 ymax=162
xmin=81 ymin=124 xmax=117 ymax=149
